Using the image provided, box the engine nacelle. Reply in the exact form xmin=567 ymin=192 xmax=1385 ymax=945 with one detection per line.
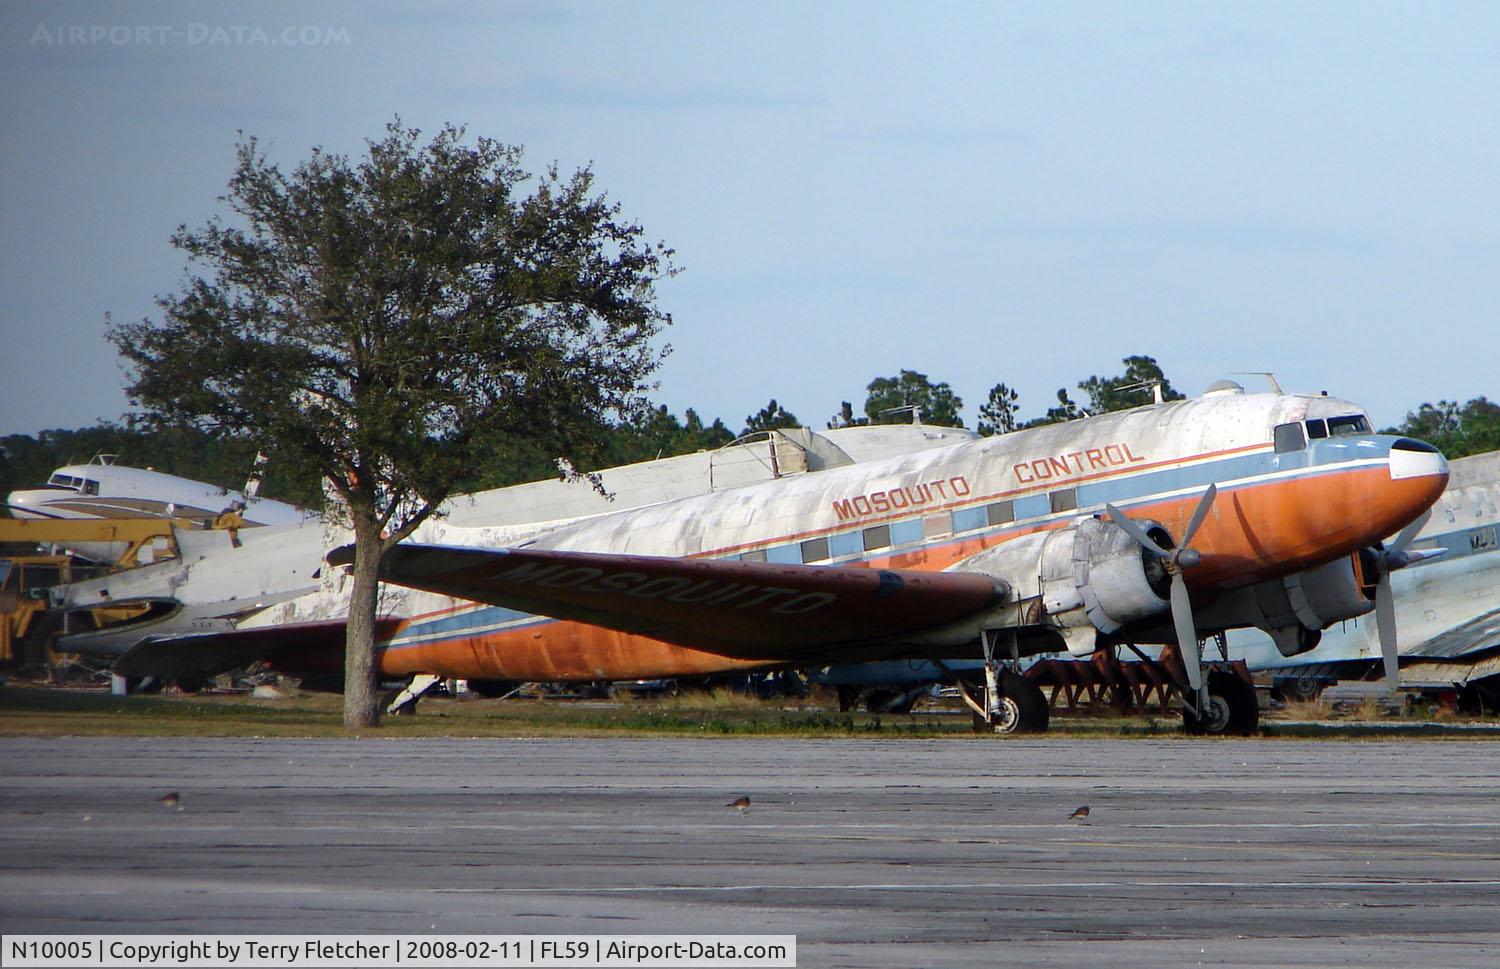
xmin=1245 ymin=554 xmax=1375 ymax=657
xmin=1039 ymin=516 xmax=1172 ymax=644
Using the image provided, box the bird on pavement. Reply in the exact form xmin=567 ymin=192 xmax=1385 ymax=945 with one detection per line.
xmin=157 ymin=792 xmax=181 ymax=809
xmin=1068 ymin=805 xmax=1090 ymax=821
xmin=726 ymin=796 xmax=751 ymax=814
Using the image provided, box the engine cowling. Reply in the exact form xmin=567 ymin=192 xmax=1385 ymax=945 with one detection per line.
xmin=1245 ymin=554 xmax=1375 ymax=657
xmin=1038 ymin=516 xmax=1172 ymax=640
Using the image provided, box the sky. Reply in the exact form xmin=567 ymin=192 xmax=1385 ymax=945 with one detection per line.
xmin=2 ymin=0 xmax=1498 ymax=440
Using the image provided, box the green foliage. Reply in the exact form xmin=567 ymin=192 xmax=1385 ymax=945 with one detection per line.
xmin=863 ymin=370 xmax=964 ymax=427
xmin=1021 ymin=388 xmax=1085 ymax=428
xmin=827 ymin=401 xmax=868 ymax=429
xmin=608 ymin=406 xmax=735 ymax=465
xmin=1076 ymin=355 xmax=1186 ymax=414
xmin=741 ymin=398 xmax=800 ymax=437
xmin=976 ymin=383 xmax=1020 ymax=437
xmin=1002 ymin=354 xmax=1185 ymax=429
xmin=107 ymin=119 xmax=675 ymax=726
xmin=1383 ymin=397 xmax=1500 ymax=459
xmin=109 ymin=119 xmax=674 ymax=537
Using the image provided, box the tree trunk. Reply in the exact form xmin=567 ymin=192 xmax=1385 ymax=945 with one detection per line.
xmin=343 ymin=517 xmax=383 ymax=728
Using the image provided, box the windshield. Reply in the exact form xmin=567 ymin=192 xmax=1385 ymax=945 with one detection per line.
xmin=1327 ymin=415 xmax=1372 ymax=437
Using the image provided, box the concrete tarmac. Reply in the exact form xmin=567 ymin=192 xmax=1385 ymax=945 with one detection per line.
xmin=3 ymin=736 xmax=1500 ymax=967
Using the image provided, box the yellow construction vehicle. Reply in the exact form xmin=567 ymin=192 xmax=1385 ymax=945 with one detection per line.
xmin=0 ymin=555 xmax=159 ymax=667
xmin=0 ymin=517 xmax=199 ymax=568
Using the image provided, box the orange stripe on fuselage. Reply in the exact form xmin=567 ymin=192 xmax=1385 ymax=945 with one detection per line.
xmin=376 ymin=459 xmax=1446 ymax=682
xmin=698 ymin=440 xmax=1274 ymax=558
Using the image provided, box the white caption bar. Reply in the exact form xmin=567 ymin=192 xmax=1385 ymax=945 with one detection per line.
xmin=0 ymin=935 xmax=796 ymax=968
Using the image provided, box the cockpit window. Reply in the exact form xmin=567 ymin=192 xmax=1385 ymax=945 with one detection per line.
xmin=82 ymin=478 xmax=100 ymax=495
xmin=1327 ymin=415 xmax=1371 ymax=436
xmin=1273 ymin=422 xmax=1307 ymax=453
xmin=1306 ymin=418 xmax=1328 ymax=439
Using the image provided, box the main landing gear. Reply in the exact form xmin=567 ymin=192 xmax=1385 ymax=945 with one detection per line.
xmin=1169 ymin=634 xmax=1259 ymax=736
xmin=939 ymin=630 xmax=1049 ymax=734
xmin=1181 ymin=670 xmax=1259 ymax=735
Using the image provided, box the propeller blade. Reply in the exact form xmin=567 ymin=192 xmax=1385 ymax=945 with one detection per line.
xmin=1376 ymin=574 xmax=1399 ymax=691
xmin=1104 ymin=503 xmax=1172 ymax=558
xmin=1390 ymin=508 xmax=1431 ymax=556
xmin=1170 ymin=575 xmax=1202 ymax=692
xmin=1180 ymin=483 xmax=1219 ymax=549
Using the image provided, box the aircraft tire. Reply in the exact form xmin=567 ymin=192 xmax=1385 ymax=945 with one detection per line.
xmin=974 ymin=674 xmax=1049 ymax=733
xmin=1004 ymin=673 xmax=1049 ymax=733
xmin=17 ymin=612 xmax=63 ymax=672
xmin=1220 ymin=673 xmax=1260 ymax=735
xmin=865 ymin=688 xmax=921 ymax=714
xmin=1182 ymin=672 xmax=1258 ymax=736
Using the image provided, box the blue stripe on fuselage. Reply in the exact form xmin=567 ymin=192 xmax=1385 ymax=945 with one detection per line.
xmin=377 ymin=437 xmax=1403 ymax=653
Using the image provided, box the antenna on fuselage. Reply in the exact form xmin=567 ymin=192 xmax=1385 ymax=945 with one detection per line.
xmin=1229 ymin=372 xmax=1284 ymax=395
xmin=1110 ymin=379 xmax=1165 ymax=406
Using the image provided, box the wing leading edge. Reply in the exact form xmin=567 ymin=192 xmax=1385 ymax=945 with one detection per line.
xmin=331 ymin=544 xmax=1008 ymax=661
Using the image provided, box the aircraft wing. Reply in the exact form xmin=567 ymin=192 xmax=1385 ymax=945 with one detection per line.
xmin=332 ymin=544 xmax=1007 ymax=661
xmin=111 ymin=619 xmax=399 ymax=680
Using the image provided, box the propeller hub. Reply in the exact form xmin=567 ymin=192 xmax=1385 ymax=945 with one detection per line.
xmin=1175 ymin=548 xmax=1202 ymax=569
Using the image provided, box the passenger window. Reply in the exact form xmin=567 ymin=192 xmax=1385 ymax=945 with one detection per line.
xmin=1306 ymin=419 xmax=1328 ymax=439
xmin=799 ymin=537 xmax=829 ymax=563
xmin=1050 ymin=489 xmax=1077 ymax=513
xmin=1273 ymin=422 xmax=1306 ymax=453
xmin=986 ymin=501 xmax=1014 ymax=525
xmin=922 ymin=513 xmax=952 ymax=539
xmin=862 ymin=524 xmax=891 ymax=551
xmin=739 ymin=550 xmax=767 ymax=563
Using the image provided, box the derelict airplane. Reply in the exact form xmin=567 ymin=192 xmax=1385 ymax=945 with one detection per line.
xmin=49 ymin=424 xmax=970 ymax=666
xmin=6 ymin=454 xmax=306 ymax=527
xmin=115 ymin=379 xmax=1449 ymax=734
xmin=4 ymin=453 xmax=310 ymax=569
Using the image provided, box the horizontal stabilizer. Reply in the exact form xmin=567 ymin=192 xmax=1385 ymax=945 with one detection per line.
xmin=329 ymin=544 xmax=1007 ymax=660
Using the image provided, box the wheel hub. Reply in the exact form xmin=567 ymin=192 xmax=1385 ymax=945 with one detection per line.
xmin=1202 ymin=693 xmax=1232 ymax=733
xmin=991 ymin=696 xmax=1022 ymax=733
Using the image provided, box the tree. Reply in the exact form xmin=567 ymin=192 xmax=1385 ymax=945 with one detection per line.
xmin=1076 ymin=354 xmax=1186 ymax=414
xmin=863 ymin=370 xmax=963 ymax=427
xmin=1384 ymin=396 xmax=1500 ymax=459
xmin=741 ymin=398 xmax=800 ymax=437
xmin=976 ymin=383 xmax=1020 ymax=437
xmin=607 ymin=405 xmax=734 ymax=464
xmin=108 ymin=121 xmax=675 ymax=727
xmin=827 ymin=401 xmax=867 ymax=429
xmin=1021 ymin=388 xmax=1085 ymax=428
